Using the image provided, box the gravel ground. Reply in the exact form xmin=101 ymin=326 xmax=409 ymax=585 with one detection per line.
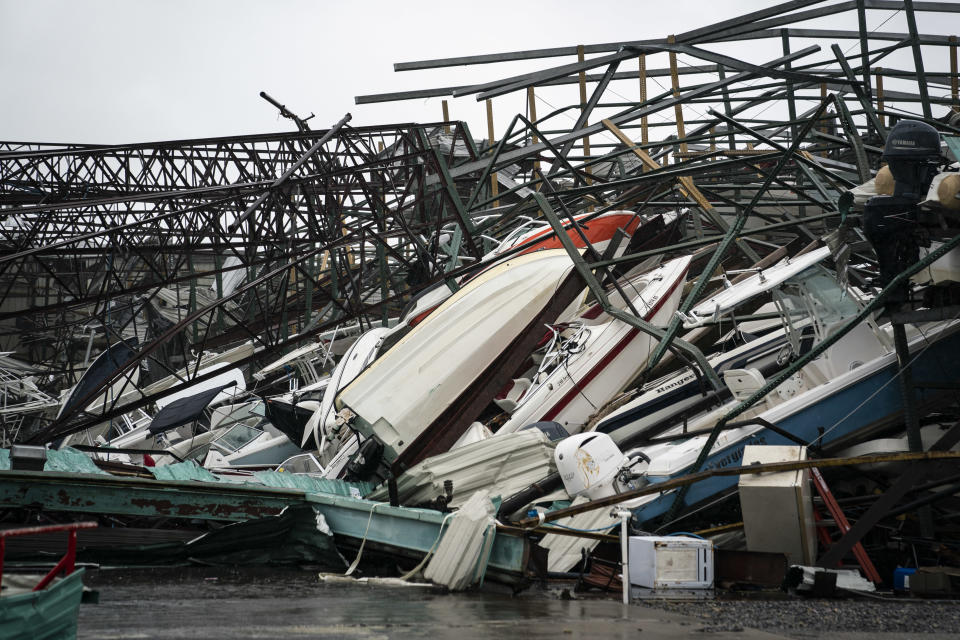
xmin=642 ymin=597 xmax=960 ymax=637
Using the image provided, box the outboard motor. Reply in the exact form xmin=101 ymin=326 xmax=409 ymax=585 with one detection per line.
xmin=343 ymin=437 xmax=384 ymax=482
xmin=863 ymin=120 xmax=942 ymax=304
xmin=555 ymin=432 xmax=648 ymax=501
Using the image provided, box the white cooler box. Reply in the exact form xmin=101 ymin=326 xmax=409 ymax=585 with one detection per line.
xmin=628 ymin=536 xmax=714 ymax=589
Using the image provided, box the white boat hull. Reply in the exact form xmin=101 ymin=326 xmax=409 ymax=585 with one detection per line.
xmin=498 ymin=256 xmax=691 ymax=435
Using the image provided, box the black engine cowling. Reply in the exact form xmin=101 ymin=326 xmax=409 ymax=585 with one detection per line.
xmin=862 ymin=120 xmax=942 ymax=303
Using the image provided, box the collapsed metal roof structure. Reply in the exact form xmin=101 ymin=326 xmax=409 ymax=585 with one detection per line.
xmin=0 ymin=0 xmax=958 ymax=447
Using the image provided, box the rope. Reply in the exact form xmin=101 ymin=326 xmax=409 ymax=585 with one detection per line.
xmin=399 ymin=511 xmax=458 ymax=581
xmin=344 ymin=501 xmax=388 ymax=576
xmin=812 ymin=320 xmax=956 ymax=446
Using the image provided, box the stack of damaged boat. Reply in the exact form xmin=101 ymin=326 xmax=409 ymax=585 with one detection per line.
xmin=6 ymin=169 xmax=960 ymax=592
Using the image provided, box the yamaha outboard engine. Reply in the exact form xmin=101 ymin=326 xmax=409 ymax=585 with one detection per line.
xmin=863 ymin=120 xmax=942 ymax=305
xmin=555 ymin=432 xmax=648 ymax=501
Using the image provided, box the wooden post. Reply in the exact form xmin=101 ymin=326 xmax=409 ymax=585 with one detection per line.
xmin=528 ymin=87 xmax=541 ymax=179
xmin=667 ymin=35 xmax=687 ymax=162
xmin=710 ymin=127 xmax=717 ymax=153
xmin=442 ymin=100 xmax=451 ymax=134
xmin=950 ymin=36 xmax=958 ymax=112
xmin=577 ymin=45 xmax=592 ymax=186
xmin=602 ymin=118 xmax=712 ymax=212
xmin=486 ymin=98 xmax=498 ymax=208
xmin=875 ymin=69 xmax=885 ymax=129
xmin=343 ymin=226 xmax=355 ymax=267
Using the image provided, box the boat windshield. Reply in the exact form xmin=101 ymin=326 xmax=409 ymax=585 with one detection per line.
xmin=775 ymin=266 xmax=861 ymax=351
xmin=211 ymin=423 xmax=262 ymax=454
xmin=277 ymin=453 xmax=324 ymax=474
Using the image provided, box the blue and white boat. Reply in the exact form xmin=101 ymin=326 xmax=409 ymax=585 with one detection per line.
xmin=606 ymin=264 xmax=960 ymax=525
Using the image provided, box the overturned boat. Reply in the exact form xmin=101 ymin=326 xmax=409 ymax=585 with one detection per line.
xmin=335 ymin=249 xmax=585 ymax=479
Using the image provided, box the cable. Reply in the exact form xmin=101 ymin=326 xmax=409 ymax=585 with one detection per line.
xmin=544 ymin=522 xmax=618 ymax=534
xmin=653 ymin=489 xmax=735 ymax=534
xmin=812 ymin=314 xmax=960 ymax=446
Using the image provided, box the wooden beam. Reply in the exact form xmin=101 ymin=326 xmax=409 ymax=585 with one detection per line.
xmin=577 ymin=45 xmax=593 ymax=188
xmin=601 ymin=118 xmax=714 ymax=211
xmin=527 ymin=87 xmax=540 ymax=174
xmin=486 ymin=98 xmax=499 ymax=207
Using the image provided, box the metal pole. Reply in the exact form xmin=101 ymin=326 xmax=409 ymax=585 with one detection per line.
xmin=950 ymin=36 xmax=959 ymax=112
xmin=856 ymin=0 xmax=873 ymax=138
xmin=617 ymin=508 xmax=631 ymax=604
xmin=892 ymin=321 xmax=935 ymax=537
xmin=228 ymin=113 xmax=352 ymax=232
xmin=643 ymin=97 xmax=832 ymax=382
xmin=904 ymin=0 xmax=933 ymax=119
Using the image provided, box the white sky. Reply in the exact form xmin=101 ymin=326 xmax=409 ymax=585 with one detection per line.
xmin=0 ymin=0 xmax=955 ymax=144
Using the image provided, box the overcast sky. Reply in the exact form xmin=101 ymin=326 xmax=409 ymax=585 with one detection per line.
xmin=0 ymin=1 xmax=954 ymax=144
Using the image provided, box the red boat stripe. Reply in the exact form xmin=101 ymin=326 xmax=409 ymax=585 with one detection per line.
xmin=541 ymin=266 xmax=688 ymax=422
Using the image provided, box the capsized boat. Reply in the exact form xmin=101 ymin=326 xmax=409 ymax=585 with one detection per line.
xmin=203 ymin=414 xmax=303 ymax=470
xmin=335 ymin=249 xmax=584 ymax=476
xmin=307 ymin=326 xmax=391 ymax=450
xmin=490 ymin=209 xmax=645 ymax=257
xmin=397 ymin=210 xmax=682 ymax=333
xmin=594 ymin=322 xmax=813 ymax=446
xmin=625 ymin=318 xmax=960 ymax=525
xmin=677 ymin=246 xmax=832 ymax=328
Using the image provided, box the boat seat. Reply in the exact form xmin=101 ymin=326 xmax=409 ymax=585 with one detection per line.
xmin=723 ymin=368 xmax=766 ymax=401
xmin=494 ymin=377 xmax=532 ymax=413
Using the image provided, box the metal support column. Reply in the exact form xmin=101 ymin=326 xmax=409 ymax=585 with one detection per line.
xmin=892 ymin=321 xmax=935 ymax=537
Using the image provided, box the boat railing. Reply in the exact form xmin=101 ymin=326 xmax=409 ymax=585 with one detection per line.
xmin=0 ymin=521 xmax=98 ymax=592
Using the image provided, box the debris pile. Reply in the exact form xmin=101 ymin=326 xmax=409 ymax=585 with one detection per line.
xmin=2 ymin=0 xmax=960 ymax=599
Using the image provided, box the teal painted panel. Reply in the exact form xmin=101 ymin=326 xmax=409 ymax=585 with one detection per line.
xmin=945 ymin=136 xmax=960 ymax=163
xmin=306 ymin=493 xmax=526 ymax=575
xmin=0 ymin=471 xmax=301 ymax=522
xmin=253 ymin=471 xmax=373 ymax=498
xmin=0 ymin=447 xmax=107 ymax=474
xmin=150 ymin=460 xmax=219 ymax=482
xmin=45 ymin=447 xmax=109 ymax=475
xmin=0 ymin=569 xmax=84 ymax=640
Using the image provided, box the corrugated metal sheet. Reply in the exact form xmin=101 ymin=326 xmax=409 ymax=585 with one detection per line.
xmin=149 ymin=460 xmax=219 ymax=482
xmin=539 ymin=495 xmax=619 ymax=572
xmin=366 ymin=430 xmax=556 ymax=508
xmin=423 ymin=490 xmax=496 ymax=590
xmin=253 ymin=471 xmax=373 ymax=498
xmin=0 ymin=569 xmax=84 ymax=640
xmin=48 ymin=447 xmax=109 ymax=474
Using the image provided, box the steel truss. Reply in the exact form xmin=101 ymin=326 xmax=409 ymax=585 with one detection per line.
xmin=1 ymin=0 xmax=958 ymax=444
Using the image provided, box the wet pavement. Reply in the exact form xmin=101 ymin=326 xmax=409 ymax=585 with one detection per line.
xmin=76 ymin=567 xmax=960 ymax=639
xmin=76 ymin=567 xmax=785 ymax=639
